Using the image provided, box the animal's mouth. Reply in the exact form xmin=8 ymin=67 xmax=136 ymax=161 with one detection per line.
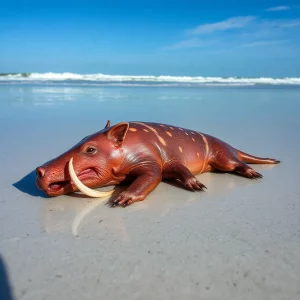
xmin=49 ymin=181 xmax=70 ymax=192
xmin=46 ymin=168 xmax=98 ymax=194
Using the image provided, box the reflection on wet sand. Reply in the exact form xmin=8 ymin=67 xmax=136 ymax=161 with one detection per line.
xmin=71 ymin=197 xmax=110 ymax=236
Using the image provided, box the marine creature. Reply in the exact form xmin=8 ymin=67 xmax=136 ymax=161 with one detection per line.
xmin=36 ymin=120 xmax=280 ymax=207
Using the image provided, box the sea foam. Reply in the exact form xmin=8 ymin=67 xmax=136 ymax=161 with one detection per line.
xmin=0 ymin=72 xmax=300 ymax=85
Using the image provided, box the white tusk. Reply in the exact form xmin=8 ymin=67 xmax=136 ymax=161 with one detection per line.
xmin=68 ymin=157 xmax=114 ymax=198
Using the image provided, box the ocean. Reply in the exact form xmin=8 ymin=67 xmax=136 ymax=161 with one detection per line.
xmin=1 ymin=74 xmax=300 ymax=124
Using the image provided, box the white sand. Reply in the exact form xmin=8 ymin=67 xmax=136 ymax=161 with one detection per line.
xmin=0 ymin=85 xmax=299 ymax=299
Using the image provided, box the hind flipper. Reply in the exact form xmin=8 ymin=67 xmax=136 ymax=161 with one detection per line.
xmin=211 ymin=150 xmax=263 ymax=179
xmin=235 ymin=163 xmax=263 ymax=179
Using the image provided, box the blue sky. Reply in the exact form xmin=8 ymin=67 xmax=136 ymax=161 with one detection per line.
xmin=1 ymin=0 xmax=300 ymax=77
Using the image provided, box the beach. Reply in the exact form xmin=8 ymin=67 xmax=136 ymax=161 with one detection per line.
xmin=0 ymin=80 xmax=300 ymax=299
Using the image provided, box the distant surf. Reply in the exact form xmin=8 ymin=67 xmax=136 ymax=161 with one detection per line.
xmin=0 ymin=72 xmax=300 ymax=86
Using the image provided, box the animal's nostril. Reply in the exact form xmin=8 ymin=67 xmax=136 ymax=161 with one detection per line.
xmin=36 ymin=167 xmax=46 ymax=179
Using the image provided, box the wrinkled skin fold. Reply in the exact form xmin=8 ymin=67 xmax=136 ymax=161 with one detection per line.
xmin=36 ymin=120 xmax=280 ymax=207
xmin=68 ymin=157 xmax=114 ymax=198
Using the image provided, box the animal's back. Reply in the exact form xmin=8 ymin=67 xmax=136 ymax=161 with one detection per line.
xmin=126 ymin=121 xmax=213 ymax=174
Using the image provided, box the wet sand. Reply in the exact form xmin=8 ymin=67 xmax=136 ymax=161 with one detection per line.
xmin=0 ymin=85 xmax=299 ymax=299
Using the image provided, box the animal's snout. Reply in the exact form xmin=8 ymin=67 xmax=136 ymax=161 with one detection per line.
xmin=36 ymin=167 xmax=46 ymax=179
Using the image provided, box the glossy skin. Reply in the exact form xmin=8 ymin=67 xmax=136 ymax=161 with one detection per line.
xmin=36 ymin=121 xmax=280 ymax=207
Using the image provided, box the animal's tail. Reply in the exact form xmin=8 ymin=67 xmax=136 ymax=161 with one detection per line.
xmin=237 ymin=150 xmax=280 ymax=164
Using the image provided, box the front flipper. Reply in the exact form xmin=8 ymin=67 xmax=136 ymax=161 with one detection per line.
xmin=111 ymin=166 xmax=162 ymax=207
xmin=163 ymin=161 xmax=206 ymax=192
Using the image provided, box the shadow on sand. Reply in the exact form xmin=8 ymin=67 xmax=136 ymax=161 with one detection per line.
xmin=13 ymin=170 xmax=47 ymax=198
xmin=0 ymin=255 xmax=15 ymax=300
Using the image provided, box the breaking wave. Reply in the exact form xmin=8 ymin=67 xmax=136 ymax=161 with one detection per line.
xmin=0 ymin=72 xmax=300 ymax=86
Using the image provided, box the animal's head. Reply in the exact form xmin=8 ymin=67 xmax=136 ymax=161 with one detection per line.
xmin=36 ymin=121 xmax=129 ymax=197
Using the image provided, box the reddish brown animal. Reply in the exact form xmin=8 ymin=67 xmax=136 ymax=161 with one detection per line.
xmin=36 ymin=121 xmax=280 ymax=207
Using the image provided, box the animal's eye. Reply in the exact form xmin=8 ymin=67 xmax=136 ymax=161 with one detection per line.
xmin=85 ymin=147 xmax=96 ymax=154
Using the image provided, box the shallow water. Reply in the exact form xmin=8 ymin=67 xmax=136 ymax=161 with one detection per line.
xmin=0 ymin=84 xmax=300 ymax=300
